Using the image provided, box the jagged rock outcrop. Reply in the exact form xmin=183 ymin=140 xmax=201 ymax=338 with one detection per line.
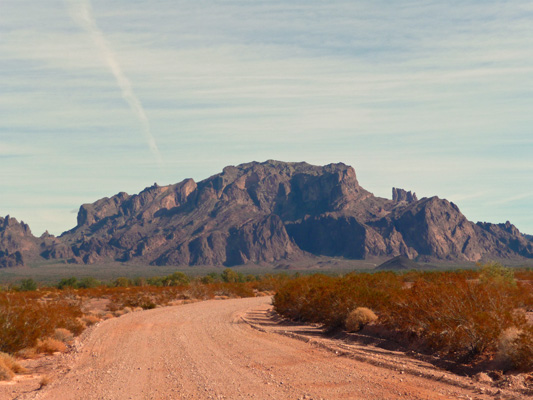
xmin=4 ymin=160 xmax=533 ymax=267
xmin=476 ymin=221 xmax=533 ymax=258
xmin=392 ymin=188 xmax=417 ymax=203
xmin=0 ymin=215 xmax=39 ymax=267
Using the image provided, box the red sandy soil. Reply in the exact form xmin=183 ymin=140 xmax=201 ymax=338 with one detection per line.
xmin=1 ymin=296 xmax=530 ymax=400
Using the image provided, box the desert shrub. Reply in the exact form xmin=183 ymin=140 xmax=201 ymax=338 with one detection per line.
xmin=215 ymin=282 xmax=255 ymax=298
xmin=104 ymin=285 xmax=191 ymax=310
xmin=0 ymin=352 xmax=25 ymax=374
xmin=113 ymin=277 xmax=133 ymax=288
xmin=77 ymin=277 xmax=101 ymax=289
xmin=497 ymin=327 xmax=522 ymax=368
xmin=81 ymin=314 xmax=101 ymax=326
xmin=133 ymin=277 xmax=148 ymax=287
xmin=185 ymin=282 xmax=216 ymax=300
xmin=146 ymin=276 xmax=164 ymax=287
xmin=273 ymin=272 xmax=401 ymax=329
xmin=16 ymin=348 xmax=38 ymax=359
xmin=57 ymin=277 xmax=78 ymax=289
xmin=53 ymin=328 xmax=73 ymax=343
xmin=262 ymin=273 xmax=293 ymax=292
xmin=0 ymin=292 xmax=83 ymax=354
xmin=345 ymin=307 xmax=378 ymax=332
xmin=510 ymin=328 xmax=533 ymax=371
xmin=221 ymin=268 xmax=244 ymax=283
xmin=273 ymin=274 xmax=332 ymax=321
xmin=198 ymin=275 xmax=216 ymax=284
xmin=36 ymin=338 xmax=67 ymax=354
xmin=382 ymin=273 xmax=526 ymax=359
xmin=113 ymin=292 xmax=156 ymax=310
xmin=161 ymin=272 xmax=190 ymax=286
xmin=0 ymin=359 xmax=14 ymax=381
xmin=514 ymin=268 xmax=533 ymax=281
xmin=479 ymin=263 xmax=515 ymax=287
xmin=274 ymin=267 xmax=532 ymax=365
xmin=18 ymin=279 xmax=38 ymax=292
xmin=498 ymin=326 xmax=533 ymax=371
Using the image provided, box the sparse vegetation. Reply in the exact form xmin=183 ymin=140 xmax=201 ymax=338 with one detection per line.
xmin=0 ymin=352 xmax=25 ymax=381
xmin=35 ymin=338 xmax=67 ymax=354
xmin=53 ymin=328 xmax=74 ymax=344
xmin=0 ymin=290 xmax=83 ymax=355
xmin=274 ymin=264 xmax=533 ymax=370
xmin=0 ymin=269 xmax=287 ymax=380
xmin=4 ymin=264 xmax=530 ymax=385
xmin=498 ymin=327 xmax=533 ymax=371
xmin=345 ymin=307 xmax=378 ymax=332
xmin=18 ymin=278 xmax=38 ymax=292
xmin=0 ymin=358 xmax=14 ymax=381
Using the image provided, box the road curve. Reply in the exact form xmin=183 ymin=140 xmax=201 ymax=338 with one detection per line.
xmin=27 ymin=297 xmax=494 ymax=400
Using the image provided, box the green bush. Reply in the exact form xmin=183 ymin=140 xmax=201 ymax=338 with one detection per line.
xmin=221 ymin=268 xmax=244 ymax=283
xmin=18 ymin=279 xmax=37 ymax=292
xmin=77 ymin=277 xmax=101 ymax=289
xmin=57 ymin=277 xmax=78 ymax=289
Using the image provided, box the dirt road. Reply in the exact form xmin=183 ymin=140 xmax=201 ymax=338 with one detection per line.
xmin=13 ymin=297 xmax=519 ymax=399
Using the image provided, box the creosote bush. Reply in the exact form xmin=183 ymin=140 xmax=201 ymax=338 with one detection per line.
xmin=382 ymin=273 xmax=527 ymax=358
xmin=0 ymin=269 xmax=286 ymax=372
xmin=0 ymin=291 xmax=83 ymax=354
xmin=274 ymin=265 xmax=533 ymax=368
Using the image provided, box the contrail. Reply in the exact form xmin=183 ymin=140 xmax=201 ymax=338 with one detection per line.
xmin=67 ymin=0 xmax=161 ymax=164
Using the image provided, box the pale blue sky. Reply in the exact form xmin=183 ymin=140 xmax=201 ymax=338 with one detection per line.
xmin=1 ymin=0 xmax=532 ymax=236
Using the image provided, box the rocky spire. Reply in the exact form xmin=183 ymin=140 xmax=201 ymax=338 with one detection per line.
xmin=392 ymin=188 xmax=418 ymax=203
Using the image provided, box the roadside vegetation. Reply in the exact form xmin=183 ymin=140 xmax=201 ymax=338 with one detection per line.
xmin=273 ymin=264 xmax=533 ymax=372
xmin=1 ymin=264 xmax=532 ymax=381
xmin=0 ymin=269 xmax=288 ymax=380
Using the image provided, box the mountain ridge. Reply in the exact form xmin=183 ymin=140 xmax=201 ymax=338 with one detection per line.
xmin=1 ymin=160 xmax=532 ymax=267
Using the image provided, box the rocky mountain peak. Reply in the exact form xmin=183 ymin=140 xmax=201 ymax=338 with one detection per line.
xmin=0 ymin=215 xmax=40 ymax=267
xmin=392 ymin=188 xmax=418 ymax=203
xmin=2 ymin=160 xmax=532 ymax=268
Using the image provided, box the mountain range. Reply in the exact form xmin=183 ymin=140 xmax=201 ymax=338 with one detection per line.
xmin=1 ymin=160 xmax=532 ymax=268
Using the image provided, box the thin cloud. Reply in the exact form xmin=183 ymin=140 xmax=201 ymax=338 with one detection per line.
xmin=487 ymin=193 xmax=533 ymax=206
xmin=66 ymin=0 xmax=161 ymax=165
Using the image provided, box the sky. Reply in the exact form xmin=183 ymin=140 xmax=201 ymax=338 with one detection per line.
xmin=1 ymin=0 xmax=532 ymax=236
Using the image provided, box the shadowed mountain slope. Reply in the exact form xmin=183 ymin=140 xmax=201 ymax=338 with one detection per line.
xmin=2 ymin=161 xmax=532 ymax=267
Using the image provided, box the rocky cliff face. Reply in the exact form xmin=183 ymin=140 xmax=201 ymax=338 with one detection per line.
xmin=476 ymin=221 xmax=533 ymax=258
xmin=392 ymin=188 xmax=417 ymax=203
xmin=0 ymin=216 xmax=42 ymax=267
xmin=3 ymin=160 xmax=533 ymax=267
